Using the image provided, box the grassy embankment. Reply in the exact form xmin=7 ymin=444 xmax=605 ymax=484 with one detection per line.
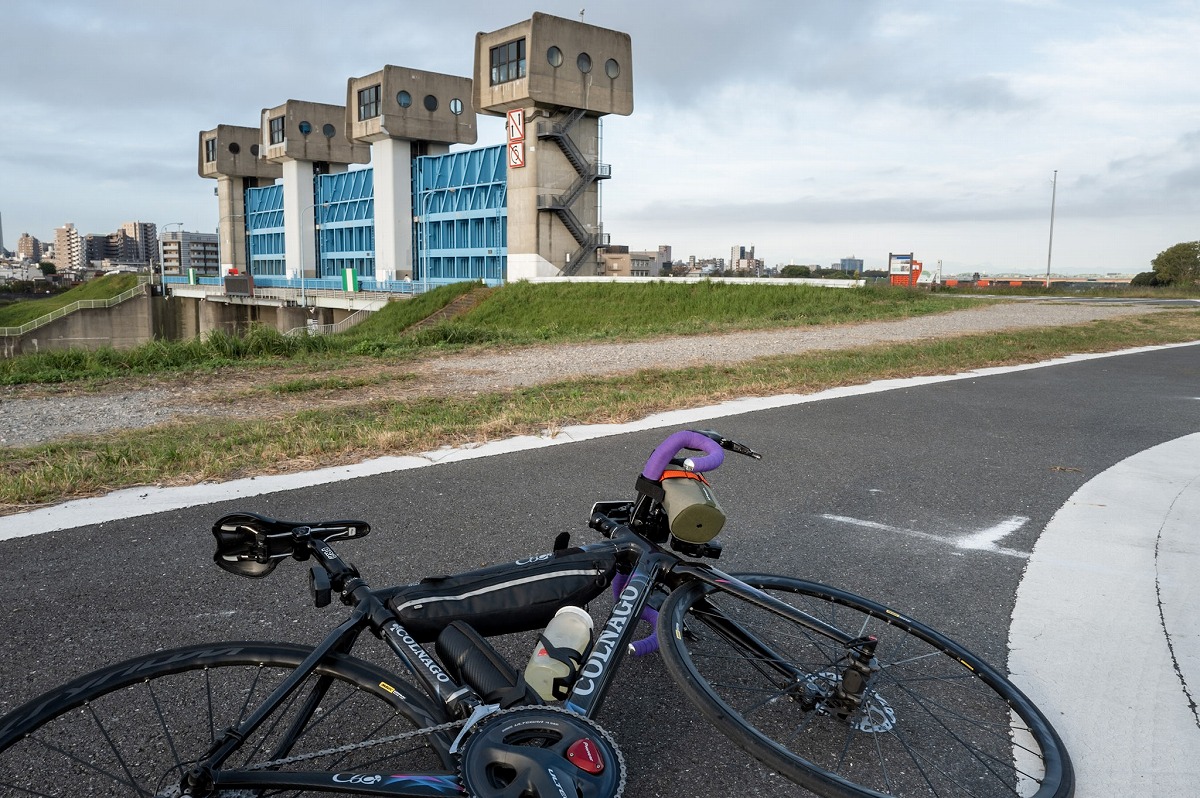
xmin=1 ymin=281 xmax=1197 ymax=511
xmin=0 ymin=273 xmax=141 ymax=328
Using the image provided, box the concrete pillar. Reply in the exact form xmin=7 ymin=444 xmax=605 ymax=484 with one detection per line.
xmin=371 ymin=138 xmax=413 ymax=281
xmin=282 ymin=160 xmax=317 ymax=279
xmin=216 ymin=176 xmax=250 ymax=275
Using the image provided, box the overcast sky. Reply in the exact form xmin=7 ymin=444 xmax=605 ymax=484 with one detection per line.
xmin=2 ymin=0 xmax=1198 ymax=274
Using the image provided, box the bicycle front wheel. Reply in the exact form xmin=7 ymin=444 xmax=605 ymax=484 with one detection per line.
xmin=0 ymin=641 xmax=453 ymax=797
xmin=658 ymin=574 xmax=1072 ymax=798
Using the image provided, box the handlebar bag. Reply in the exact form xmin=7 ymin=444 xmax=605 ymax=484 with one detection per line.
xmin=383 ymin=546 xmax=617 ymax=642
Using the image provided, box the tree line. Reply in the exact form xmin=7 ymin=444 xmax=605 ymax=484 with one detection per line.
xmin=1132 ymin=241 xmax=1200 ymax=287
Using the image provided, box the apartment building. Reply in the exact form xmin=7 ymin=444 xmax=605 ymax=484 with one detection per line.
xmin=161 ymin=230 xmax=219 ymax=275
xmin=53 ymin=223 xmax=85 ymax=271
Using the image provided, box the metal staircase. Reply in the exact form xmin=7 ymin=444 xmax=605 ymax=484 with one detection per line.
xmin=535 ymin=109 xmax=611 ymax=276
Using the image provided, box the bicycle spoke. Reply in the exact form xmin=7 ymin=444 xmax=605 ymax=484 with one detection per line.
xmin=0 ymin=644 xmax=451 ymax=798
xmin=660 ymin=575 xmax=1068 ymax=797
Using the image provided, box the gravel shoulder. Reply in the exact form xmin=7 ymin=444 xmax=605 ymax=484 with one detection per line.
xmin=0 ymin=302 xmax=1167 ymax=448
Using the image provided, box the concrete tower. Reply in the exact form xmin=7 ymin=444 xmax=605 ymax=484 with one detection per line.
xmin=198 ymin=125 xmax=282 ymax=274
xmin=260 ymin=101 xmax=370 ymax=280
xmin=346 ymin=66 xmax=477 ymax=281
xmin=474 ymin=12 xmax=633 ymax=278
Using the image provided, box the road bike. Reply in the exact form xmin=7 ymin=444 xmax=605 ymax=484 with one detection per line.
xmin=0 ymin=429 xmax=1073 ymax=797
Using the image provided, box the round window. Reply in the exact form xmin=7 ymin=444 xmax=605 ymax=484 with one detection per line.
xmin=423 ymin=94 xmax=438 ymax=112
xmin=397 ymin=90 xmax=412 ymax=108
xmin=450 ymin=98 xmax=464 ymax=115
xmin=577 ymin=52 xmax=592 ymax=73
xmin=605 ymin=59 xmax=620 ymax=79
xmin=322 ymin=123 xmax=336 ymax=138
xmin=298 ymin=120 xmax=312 ymax=135
xmin=250 ymin=144 xmax=260 ymax=157
xmin=228 ymin=142 xmax=241 ymax=154
xmin=547 ymin=46 xmax=563 ymax=67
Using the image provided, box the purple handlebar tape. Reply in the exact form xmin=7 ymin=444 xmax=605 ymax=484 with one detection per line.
xmin=641 ymin=430 xmax=725 ymax=480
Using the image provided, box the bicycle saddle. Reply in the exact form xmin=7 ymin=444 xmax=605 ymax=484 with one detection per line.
xmin=212 ymin=511 xmax=371 ymax=578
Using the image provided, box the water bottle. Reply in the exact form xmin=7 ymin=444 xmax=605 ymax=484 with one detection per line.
xmin=523 ymin=606 xmax=594 ymax=701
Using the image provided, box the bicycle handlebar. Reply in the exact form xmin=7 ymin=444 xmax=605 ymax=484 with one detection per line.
xmin=641 ymin=430 xmax=725 ymax=480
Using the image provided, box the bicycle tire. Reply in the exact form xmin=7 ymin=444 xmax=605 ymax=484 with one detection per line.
xmin=0 ymin=641 xmax=454 ymax=797
xmin=657 ymin=573 xmax=1073 ymax=798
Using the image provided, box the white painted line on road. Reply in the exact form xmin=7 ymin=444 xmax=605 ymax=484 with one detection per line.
xmin=1 ymin=339 xmax=1197 ymax=541
xmin=820 ymin=514 xmax=1031 ymax=558
xmin=1010 ymin=433 xmax=1200 ymax=796
xmin=956 ymin=515 xmax=1030 ymax=554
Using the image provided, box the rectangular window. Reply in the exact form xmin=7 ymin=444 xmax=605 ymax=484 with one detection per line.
xmin=489 ymin=37 xmax=526 ymax=85
xmin=204 ymin=138 xmax=216 ymax=162
xmin=358 ymin=84 xmax=381 ymax=121
xmin=269 ymin=116 xmax=285 ymax=145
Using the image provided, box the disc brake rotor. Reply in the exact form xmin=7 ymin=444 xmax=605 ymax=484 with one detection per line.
xmin=458 ymin=706 xmax=626 ymax=798
xmin=801 ymin=671 xmax=896 ymax=733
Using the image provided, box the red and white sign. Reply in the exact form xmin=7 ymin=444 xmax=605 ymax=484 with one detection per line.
xmin=508 ymin=140 xmax=526 ymax=168
xmin=507 ymin=109 xmax=525 ymax=143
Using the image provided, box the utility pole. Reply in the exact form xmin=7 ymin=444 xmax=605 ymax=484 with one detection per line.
xmin=1045 ymin=170 xmax=1057 ymax=288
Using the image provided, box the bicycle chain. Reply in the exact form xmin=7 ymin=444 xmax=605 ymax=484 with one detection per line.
xmin=242 ymin=705 xmax=629 ymax=798
xmin=244 ymin=717 xmax=468 ymax=771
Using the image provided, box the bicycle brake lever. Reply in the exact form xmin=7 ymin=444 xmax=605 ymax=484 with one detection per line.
xmin=694 ymin=430 xmax=763 ymax=460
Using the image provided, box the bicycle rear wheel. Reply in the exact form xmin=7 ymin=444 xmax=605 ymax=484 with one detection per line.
xmin=658 ymin=574 xmax=1073 ymax=798
xmin=0 ymin=641 xmax=453 ymax=797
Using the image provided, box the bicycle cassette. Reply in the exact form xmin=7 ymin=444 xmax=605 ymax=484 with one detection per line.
xmin=458 ymin=706 xmax=626 ymax=797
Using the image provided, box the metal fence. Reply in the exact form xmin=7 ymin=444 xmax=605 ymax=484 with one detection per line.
xmin=0 ymin=282 xmax=147 ymax=337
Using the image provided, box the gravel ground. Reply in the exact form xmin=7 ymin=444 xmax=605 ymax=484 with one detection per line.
xmin=0 ymin=302 xmax=1168 ymax=448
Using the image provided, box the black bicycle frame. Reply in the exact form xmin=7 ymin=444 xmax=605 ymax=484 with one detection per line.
xmin=194 ymin=525 xmax=865 ymax=796
xmin=563 ymin=529 xmax=862 ymax=718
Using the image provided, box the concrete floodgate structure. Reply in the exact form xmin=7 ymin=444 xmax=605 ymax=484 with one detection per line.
xmin=175 ymin=12 xmax=635 ymax=341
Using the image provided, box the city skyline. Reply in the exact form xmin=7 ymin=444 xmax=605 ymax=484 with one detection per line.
xmin=2 ymin=1 xmax=1197 ymax=274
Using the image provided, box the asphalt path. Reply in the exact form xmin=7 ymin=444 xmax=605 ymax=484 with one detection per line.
xmin=1 ymin=342 xmax=1198 ymax=796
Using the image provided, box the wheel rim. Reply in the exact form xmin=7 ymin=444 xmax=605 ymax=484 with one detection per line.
xmin=662 ymin=576 xmax=1070 ymax=798
xmin=0 ymin=644 xmax=449 ymax=798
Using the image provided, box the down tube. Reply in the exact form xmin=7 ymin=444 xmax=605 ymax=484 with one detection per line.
xmin=669 ymin=564 xmax=858 ymax=647
xmin=564 ymin=552 xmax=670 ymax=718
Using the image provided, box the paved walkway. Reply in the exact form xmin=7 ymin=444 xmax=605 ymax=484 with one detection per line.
xmin=1011 ymin=433 xmax=1200 ymax=796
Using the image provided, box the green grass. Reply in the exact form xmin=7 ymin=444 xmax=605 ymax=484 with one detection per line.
xmin=0 ymin=274 xmax=141 ymax=327
xmin=2 ymin=309 xmax=1197 ymax=511
xmin=0 ymin=281 xmax=977 ymax=385
xmin=457 ymin=281 xmax=975 ymax=340
xmin=267 ymin=373 xmax=414 ymax=394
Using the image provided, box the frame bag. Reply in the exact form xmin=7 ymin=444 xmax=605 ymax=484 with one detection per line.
xmin=386 ymin=546 xmax=617 ymax=642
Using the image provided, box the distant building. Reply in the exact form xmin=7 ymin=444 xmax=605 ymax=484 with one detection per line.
xmin=16 ymin=233 xmax=42 ymax=262
xmin=839 ymin=256 xmax=864 ymax=273
xmin=731 ymin=244 xmax=755 ymax=267
xmin=120 ymin=221 xmax=160 ymax=267
xmin=85 ymin=229 xmax=145 ymax=267
xmin=161 ymin=230 xmax=219 ymax=275
xmin=53 ymin=223 xmax=85 ymax=271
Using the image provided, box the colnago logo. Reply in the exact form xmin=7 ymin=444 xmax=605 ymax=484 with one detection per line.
xmin=515 ymin=552 xmax=553 ymax=566
xmin=390 ymin=622 xmax=451 ymax=684
xmin=333 ymin=773 xmax=383 ymax=785
xmin=571 ymin=577 xmax=645 ymax=696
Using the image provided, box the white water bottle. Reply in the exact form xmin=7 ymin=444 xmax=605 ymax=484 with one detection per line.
xmin=523 ymin=606 xmax=594 ymax=701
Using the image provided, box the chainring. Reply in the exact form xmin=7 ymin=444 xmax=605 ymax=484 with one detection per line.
xmin=458 ymin=706 xmax=626 ymax=798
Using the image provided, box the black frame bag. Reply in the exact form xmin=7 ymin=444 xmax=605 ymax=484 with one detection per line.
xmin=383 ymin=547 xmax=617 ymax=642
